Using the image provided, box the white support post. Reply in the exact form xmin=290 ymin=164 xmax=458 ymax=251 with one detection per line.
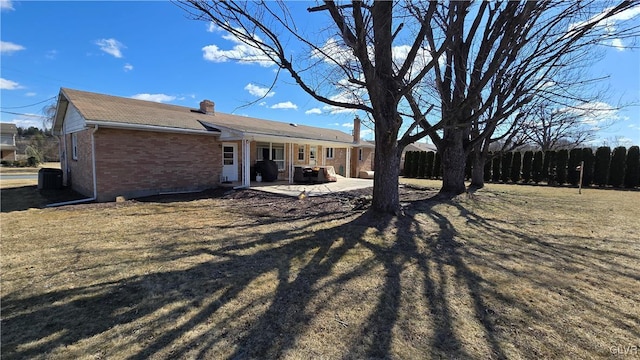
xmin=346 ymin=147 xmax=351 ymax=178
xmin=289 ymin=142 xmax=294 ymax=183
xmin=243 ymin=139 xmax=251 ymax=187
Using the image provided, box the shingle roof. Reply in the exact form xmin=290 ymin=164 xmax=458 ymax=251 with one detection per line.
xmin=60 ymin=88 xmax=355 ymax=144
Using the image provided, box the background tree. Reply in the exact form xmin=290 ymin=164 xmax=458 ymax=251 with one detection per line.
xmin=178 ymin=1 xmax=640 ymax=211
xmin=608 ymin=146 xmax=627 ymax=187
xmin=624 ymin=146 xmax=640 ymax=188
xmin=425 ymin=151 xmax=434 ymax=179
xmin=532 ymin=151 xmax=544 ymax=184
xmin=594 ymin=146 xmax=611 ymax=186
xmin=491 ymin=155 xmax=501 ymax=183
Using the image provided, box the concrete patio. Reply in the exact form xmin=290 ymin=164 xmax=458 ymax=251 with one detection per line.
xmin=234 ymin=175 xmax=373 ymax=197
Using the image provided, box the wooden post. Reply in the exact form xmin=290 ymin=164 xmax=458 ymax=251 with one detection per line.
xmin=578 ymin=160 xmax=584 ymax=194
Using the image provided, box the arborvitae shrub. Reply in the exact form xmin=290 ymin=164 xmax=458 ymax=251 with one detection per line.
xmin=608 ymin=146 xmax=626 ymax=187
xmin=545 ymin=150 xmax=557 ymax=184
xmin=532 ymin=151 xmax=543 ymax=183
xmin=511 ymin=152 xmax=522 ymax=183
xmin=581 ymin=148 xmax=594 ymax=186
xmin=425 ymin=151 xmax=435 ymax=178
xmin=403 ymin=151 xmax=411 ymax=176
xmin=433 ymin=152 xmax=442 ymax=179
xmin=568 ymin=148 xmax=583 ymax=186
xmin=522 ymin=151 xmax=533 ymax=183
xmin=624 ymin=146 xmax=640 ymax=188
xmin=501 ymin=152 xmax=513 ymax=183
xmin=465 ymin=152 xmax=473 ymax=180
xmin=556 ymin=149 xmax=568 ymax=185
xmin=492 ymin=154 xmax=501 ymax=182
xmin=484 ymin=154 xmax=492 ymax=182
xmin=417 ymin=151 xmax=427 ymax=178
xmin=411 ymin=151 xmax=421 ymax=178
xmin=594 ymin=146 xmax=611 ymax=186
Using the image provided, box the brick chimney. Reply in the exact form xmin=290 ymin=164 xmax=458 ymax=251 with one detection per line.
xmin=199 ymin=100 xmax=215 ymax=114
xmin=353 ymin=115 xmax=361 ymax=143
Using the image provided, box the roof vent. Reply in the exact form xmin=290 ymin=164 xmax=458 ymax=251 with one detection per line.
xmin=289 ymin=123 xmax=298 ymax=127
xmin=199 ymin=100 xmax=215 ymax=114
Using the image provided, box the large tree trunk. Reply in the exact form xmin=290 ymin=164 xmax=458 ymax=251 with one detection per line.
xmin=439 ymin=129 xmax=467 ymax=196
xmin=372 ymin=136 xmax=401 ymax=214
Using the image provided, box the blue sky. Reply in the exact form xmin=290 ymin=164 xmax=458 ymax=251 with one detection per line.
xmin=1 ymin=1 xmax=639 ymax=146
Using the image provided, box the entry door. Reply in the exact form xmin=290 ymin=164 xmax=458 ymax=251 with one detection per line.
xmin=309 ymin=146 xmax=317 ymax=165
xmin=222 ymin=143 xmax=238 ymax=182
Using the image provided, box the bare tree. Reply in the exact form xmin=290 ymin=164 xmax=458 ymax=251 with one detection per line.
xmin=406 ymin=1 xmax=640 ymax=193
xmin=176 ymin=0 xmax=640 ymax=211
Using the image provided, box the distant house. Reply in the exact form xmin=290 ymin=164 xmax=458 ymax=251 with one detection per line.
xmin=0 ymin=123 xmax=18 ymax=161
xmin=52 ymin=88 xmax=374 ymax=201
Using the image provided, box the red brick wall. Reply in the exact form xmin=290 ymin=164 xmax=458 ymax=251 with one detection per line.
xmin=93 ymin=128 xmax=220 ymax=201
xmin=66 ymin=129 xmax=95 ymax=198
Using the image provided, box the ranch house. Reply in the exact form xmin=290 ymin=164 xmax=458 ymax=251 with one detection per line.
xmin=52 ymin=88 xmax=374 ymax=202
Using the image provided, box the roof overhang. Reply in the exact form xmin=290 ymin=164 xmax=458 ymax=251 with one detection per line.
xmin=85 ymin=120 xmax=220 ymax=136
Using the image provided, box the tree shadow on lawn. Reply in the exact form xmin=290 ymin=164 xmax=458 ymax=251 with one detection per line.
xmin=1 ymin=185 xmax=86 ymax=213
xmin=2 ymin=194 xmax=638 ymax=359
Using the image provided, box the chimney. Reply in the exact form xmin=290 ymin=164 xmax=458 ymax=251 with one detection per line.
xmin=353 ymin=115 xmax=361 ymax=143
xmin=199 ymin=100 xmax=215 ymax=114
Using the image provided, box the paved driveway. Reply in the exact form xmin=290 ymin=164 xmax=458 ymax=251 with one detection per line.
xmin=250 ymin=176 xmax=373 ymax=197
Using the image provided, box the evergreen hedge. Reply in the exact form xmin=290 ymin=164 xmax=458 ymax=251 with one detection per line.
xmin=594 ymin=146 xmax=611 ymax=186
xmin=624 ymin=146 xmax=640 ymax=188
xmin=581 ymin=148 xmax=594 ymax=186
xmin=433 ymin=152 xmax=442 ymax=179
xmin=545 ymin=150 xmax=557 ymax=184
xmin=425 ymin=151 xmax=435 ymax=179
xmin=492 ymin=154 xmax=501 ymax=182
xmin=609 ymin=146 xmax=626 ymax=187
xmin=568 ymin=148 xmax=583 ymax=186
xmin=501 ymin=152 xmax=513 ymax=183
xmin=532 ymin=151 xmax=543 ymax=183
xmin=555 ymin=149 xmax=568 ymax=185
xmin=417 ymin=151 xmax=427 ymax=178
xmin=484 ymin=154 xmax=492 ymax=182
xmin=522 ymin=151 xmax=533 ymax=183
xmin=511 ymin=152 xmax=522 ymax=183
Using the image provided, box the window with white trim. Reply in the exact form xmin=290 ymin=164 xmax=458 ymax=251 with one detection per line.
xmin=358 ymin=148 xmax=363 ymax=161
xmin=71 ymin=133 xmax=78 ymax=160
xmin=298 ymin=145 xmax=305 ymax=161
xmin=257 ymin=142 xmax=285 ymax=171
xmin=326 ymin=147 xmax=334 ymax=159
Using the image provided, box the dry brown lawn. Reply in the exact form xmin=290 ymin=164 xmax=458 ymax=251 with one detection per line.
xmin=1 ymin=180 xmax=638 ymax=359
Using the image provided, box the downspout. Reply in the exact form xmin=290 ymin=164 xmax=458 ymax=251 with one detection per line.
xmin=47 ymin=125 xmax=99 ymax=207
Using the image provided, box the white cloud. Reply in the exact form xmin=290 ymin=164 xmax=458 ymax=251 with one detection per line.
xmin=568 ymin=5 xmax=640 ymax=50
xmin=305 ymin=108 xmax=322 ymax=115
xmin=1 ymin=0 xmax=13 ymax=11
xmin=0 ymin=41 xmax=25 ymax=54
xmin=270 ymin=101 xmax=298 ymax=110
xmin=130 ymin=93 xmax=176 ymax=103
xmin=341 ymin=122 xmax=354 ymax=128
xmin=9 ymin=114 xmax=46 ymax=129
xmin=45 ymin=49 xmax=58 ymax=59
xmin=0 ymin=77 xmax=21 ymax=90
xmin=360 ymin=128 xmax=374 ymax=139
xmin=207 ymin=22 xmax=217 ymax=33
xmin=565 ymin=101 xmax=623 ymax=126
xmin=202 ymin=30 xmax=276 ymax=67
xmin=95 ymin=38 xmax=125 ymax=58
xmin=244 ymin=83 xmax=274 ymax=98
xmin=123 ymin=63 xmax=134 ymax=72
xmin=25 ymin=92 xmax=36 ymax=97
xmin=259 ymin=101 xmax=267 ymax=106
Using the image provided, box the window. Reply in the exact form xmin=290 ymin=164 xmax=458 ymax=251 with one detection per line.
xmin=257 ymin=142 xmax=285 ymax=171
xmin=309 ymin=146 xmax=317 ymax=165
xmin=358 ymin=148 xmax=363 ymax=161
xmin=298 ymin=145 xmax=305 ymax=161
xmin=223 ymin=146 xmax=234 ymax=165
xmin=326 ymin=147 xmax=334 ymax=159
xmin=71 ymin=133 xmax=78 ymax=160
